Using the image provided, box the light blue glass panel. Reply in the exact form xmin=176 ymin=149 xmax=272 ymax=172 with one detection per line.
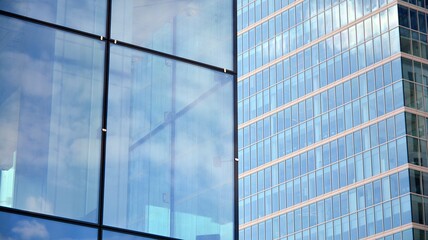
xmin=104 ymin=46 xmax=234 ymax=239
xmin=0 ymin=0 xmax=106 ymax=35
xmin=0 ymin=211 xmax=97 ymax=239
xmin=0 ymin=15 xmax=104 ymax=222
xmin=111 ymin=0 xmax=233 ymax=70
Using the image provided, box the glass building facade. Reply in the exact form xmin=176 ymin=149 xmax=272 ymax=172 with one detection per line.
xmin=238 ymin=0 xmax=428 ymax=239
xmin=0 ymin=1 xmax=236 ymax=240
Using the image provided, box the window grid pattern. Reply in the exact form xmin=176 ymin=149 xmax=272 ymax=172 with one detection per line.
xmin=240 ymin=169 xmax=417 ymax=240
xmin=238 ymin=7 xmax=400 ymax=124
xmin=238 ymin=59 xmax=404 ymax=174
xmin=376 ymin=228 xmax=423 ymax=240
xmin=239 ymin=112 xmax=410 ymax=224
xmin=237 ymin=1 xmax=398 ymax=76
xmin=238 ymin=0 xmax=298 ymax=31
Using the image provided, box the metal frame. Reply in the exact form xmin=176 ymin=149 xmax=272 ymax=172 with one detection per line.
xmin=233 ymin=0 xmax=240 ymax=239
xmin=0 ymin=0 xmax=238 ymax=239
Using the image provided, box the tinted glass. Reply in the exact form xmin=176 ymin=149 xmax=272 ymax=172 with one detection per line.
xmin=0 ymin=0 xmax=106 ymax=35
xmin=111 ymin=0 xmax=233 ymax=70
xmin=0 ymin=211 xmax=97 ymax=239
xmin=0 ymin=15 xmax=104 ymax=222
xmin=104 ymin=45 xmax=234 ymax=239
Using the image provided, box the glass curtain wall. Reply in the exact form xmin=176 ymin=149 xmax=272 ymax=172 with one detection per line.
xmin=0 ymin=0 xmax=236 ymax=239
xmin=237 ymin=0 xmax=428 ymax=239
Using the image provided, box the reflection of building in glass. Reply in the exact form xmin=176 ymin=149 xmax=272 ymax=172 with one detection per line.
xmin=0 ymin=1 xmax=236 ymax=239
xmin=238 ymin=1 xmax=428 ymax=239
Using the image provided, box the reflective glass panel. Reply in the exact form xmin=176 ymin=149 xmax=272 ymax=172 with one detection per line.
xmin=0 ymin=0 xmax=106 ymax=35
xmin=0 ymin=15 xmax=104 ymax=222
xmin=111 ymin=0 xmax=233 ymax=70
xmin=0 ymin=211 xmax=97 ymax=239
xmin=104 ymin=45 xmax=234 ymax=239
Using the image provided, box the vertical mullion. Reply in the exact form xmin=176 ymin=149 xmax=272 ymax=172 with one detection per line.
xmin=98 ymin=0 xmax=112 ymax=239
xmin=234 ymin=0 xmax=239 ymax=239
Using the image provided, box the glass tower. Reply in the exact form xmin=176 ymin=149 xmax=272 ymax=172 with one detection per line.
xmin=238 ymin=0 xmax=428 ymax=239
xmin=0 ymin=1 xmax=236 ymax=240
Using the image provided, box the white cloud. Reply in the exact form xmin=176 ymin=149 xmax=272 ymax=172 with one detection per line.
xmin=11 ymin=220 xmax=49 ymax=240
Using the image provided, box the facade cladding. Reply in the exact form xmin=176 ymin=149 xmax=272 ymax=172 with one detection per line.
xmin=0 ymin=1 xmax=236 ymax=240
xmin=238 ymin=0 xmax=428 ymax=239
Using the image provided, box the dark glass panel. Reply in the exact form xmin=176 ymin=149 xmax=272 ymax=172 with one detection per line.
xmin=103 ymin=230 xmax=152 ymax=240
xmin=0 ymin=15 xmax=103 ymax=222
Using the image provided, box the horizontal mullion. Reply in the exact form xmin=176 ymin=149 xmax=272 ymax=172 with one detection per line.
xmin=0 ymin=206 xmax=99 ymax=229
xmin=0 ymin=10 xmax=237 ymax=76
xmin=110 ymin=39 xmax=237 ymax=75
xmin=0 ymin=10 xmax=102 ymax=40
xmin=0 ymin=206 xmax=180 ymax=240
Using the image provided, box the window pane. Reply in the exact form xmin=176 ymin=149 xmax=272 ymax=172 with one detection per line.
xmin=0 ymin=15 xmax=103 ymax=222
xmin=104 ymin=46 xmax=234 ymax=239
xmin=111 ymin=0 xmax=233 ymax=69
xmin=0 ymin=0 xmax=106 ymax=35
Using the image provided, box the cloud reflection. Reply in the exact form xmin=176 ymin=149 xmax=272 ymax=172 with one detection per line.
xmin=111 ymin=0 xmax=233 ymax=69
xmin=12 ymin=220 xmax=49 ymax=240
xmin=104 ymin=46 xmax=234 ymax=239
xmin=0 ymin=0 xmax=106 ymax=35
xmin=0 ymin=15 xmax=103 ymax=222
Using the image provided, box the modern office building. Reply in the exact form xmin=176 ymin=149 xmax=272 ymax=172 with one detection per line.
xmin=0 ymin=1 xmax=236 ymax=240
xmin=238 ymin=0 xmax=428 ymax=239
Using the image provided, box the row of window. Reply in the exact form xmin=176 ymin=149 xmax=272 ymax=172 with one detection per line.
xmin=238 ymin=5 xmax=399 ymax=78
xmin=240 ymin=112 xmax=407 ymax=195
xmin=402 ymin=58 xmax=428 ymax=85
xmin=238 ymin=0 xmax=297 ymax=29
xmin=238 ymin=43 xmax=401 ymax=107
xmin=239 ymin=111 xmax=428 ymax=200
xmin=239 ymin=0 xmax=397 ymax=59
xmin=400 ymin=0 xmax=428 ymax=9
xmin=238 ymin=57 xmax=428 ymax=171
xmin=404 ymin=80 xmax=428 ymax=114
xmin=239 ymin=80 xmax=403 ymax=148
xmin=240 ymin=193 xmax=414 ymax=240
xmin=397 ymin=6 xmax=428 ymax=65
xmin=407 ymin=136 xmax=428 ymax=168
xmin=401 ymin=59 xmax=428 ymax=134
xmin=398 ymin=5 xmax=428 ymax=34
xmin=238 ymin=0 xmax=394 ymax=36
xmin=239 ymin=136 xmax=408 ymax=224
xmin=238 ymin=82 xmax=404 ymax=173
xmin=406 ymin=112 xmax=428 ymax=141
xmin=377 ymin=228 xmax=422 ymax=240
xmin=238 ymin=8 xmax=401 ymax=100
xmin=238 ymin=30 xmax=401 ymax=124
xmin=376 ymin=228 xmax=422 ymax=240
xmin=241 ymin=167 xmax=428 ymax=238
xmin=240 ymin=132 xmax=408 ymax=198
xmin=238 ymin=59 xmax=401 ymax=148
xmin=400 ymin=26 xmax=428 ymax=59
